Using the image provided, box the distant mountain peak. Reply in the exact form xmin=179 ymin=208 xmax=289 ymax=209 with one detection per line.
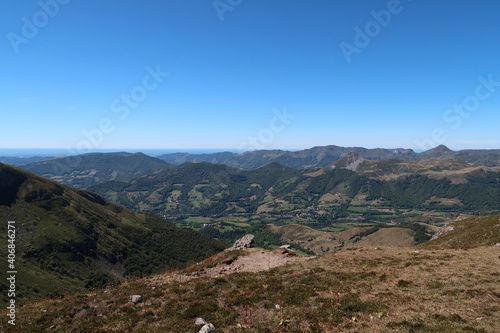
xmin=433 ymin=144 xmax=452 ymax=152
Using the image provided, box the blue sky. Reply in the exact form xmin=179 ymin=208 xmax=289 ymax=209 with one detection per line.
xmin=1 ymin=0 xmax=500 ymax=152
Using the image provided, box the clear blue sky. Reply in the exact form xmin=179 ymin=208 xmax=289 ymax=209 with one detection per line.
xmin=1 ymin=0 xmax=500 ymax=152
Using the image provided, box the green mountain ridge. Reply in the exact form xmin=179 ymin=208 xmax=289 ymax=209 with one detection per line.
xmin=88 ymin=159 xmax=500 ymax=219
xmin=22 ymin=152 xmax=174 ymax=189
xmin=0 ymin=163 xmax=224 ymax=303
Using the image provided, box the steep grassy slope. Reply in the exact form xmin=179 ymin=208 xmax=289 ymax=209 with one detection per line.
xmin=0 ymin=163 xmax=224 ymax=303
xmin=271 ymin=224 xmax=415 ymax=254
xmin=2 ymin=245 xmax=498 ymax=332
xmin=23 ymin=152 xmax=173 ymax=188
xmin=421 ymin=214 xmax=500 ymax=249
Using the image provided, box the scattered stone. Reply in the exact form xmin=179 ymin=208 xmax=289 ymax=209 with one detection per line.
xmin=198 ymin=323 xmax=215 ymax=333
xmin=130 ymin=295 xmax=142 ymax=304
xmin=195 ymin=317 xmax=207 ymax=326
xmin=229 ymin=234 xmax=255 ymax=250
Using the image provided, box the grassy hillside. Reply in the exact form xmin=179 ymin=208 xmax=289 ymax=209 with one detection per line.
xmin=88 ymin=162 xmax=302 ymax=217
xmin=89 ymin=161 xmax=500 ymax=218
xmin=23 ymin=152 xmax=173 ymax=188
xmin=2 ymin=245 xmax=498 ymax=332
xmin=422 ymin=214 xmax=500 ymax=249
xmin=0 ymin=163 xmax=224 ymax=303
xmin=271 ymin=224 xmax=415 ymax=254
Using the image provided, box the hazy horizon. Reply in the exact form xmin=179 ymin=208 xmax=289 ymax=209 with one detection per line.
xmin=0 ymin=143 xmax=490 ymax=158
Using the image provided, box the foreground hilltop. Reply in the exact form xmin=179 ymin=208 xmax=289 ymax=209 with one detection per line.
xmin=0 ymin=163 xmax=224 ymax=302
xmin=3 ymin=215 xmax=499 ymax=332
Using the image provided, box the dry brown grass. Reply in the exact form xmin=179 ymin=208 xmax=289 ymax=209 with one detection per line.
xmin=271 ymin=224 xmax=414 ymax=254
xmin=422 ymin=214 xmax=500 ymax=249
xmin=2 ymin=245 xmax=498 ymax=333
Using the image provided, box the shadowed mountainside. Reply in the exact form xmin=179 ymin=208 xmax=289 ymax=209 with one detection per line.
xmin=0 ymin=163 xmax=224 ymax=303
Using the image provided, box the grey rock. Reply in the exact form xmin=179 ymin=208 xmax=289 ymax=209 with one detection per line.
xmin=198 ymin=323 xmax=215 ymax=333
xmin=130 ymin=295 xmax=142 ymax=304
xmin=229 ymin=234 xmax=255 ymax=250
xmin=195 ymin=317 xmax=207 ymax=325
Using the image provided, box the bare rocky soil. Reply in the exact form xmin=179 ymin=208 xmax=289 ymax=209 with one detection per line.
xmin=198 ymin=248 xmax=314 ymax=277
xmin=146 ymin=248 xmax=315 ymax=286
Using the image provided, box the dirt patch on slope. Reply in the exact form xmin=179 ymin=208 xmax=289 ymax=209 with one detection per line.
xmin=198 ymin=248 xmax=314 ymax=278
xmin=146 ymin=248 xmax=314 ymax=286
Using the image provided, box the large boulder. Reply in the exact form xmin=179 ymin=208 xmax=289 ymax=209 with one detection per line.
xmin=229 ymin=234 xmax=255 ymax=250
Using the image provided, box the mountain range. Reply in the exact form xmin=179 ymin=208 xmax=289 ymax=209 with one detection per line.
xmin=13 ymin=145 xmax=500 ymax=194
xmin=155 ymin=144 xmax=500 ymax=169
xmin=87 ymin=158 xmax=500 ymax=219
